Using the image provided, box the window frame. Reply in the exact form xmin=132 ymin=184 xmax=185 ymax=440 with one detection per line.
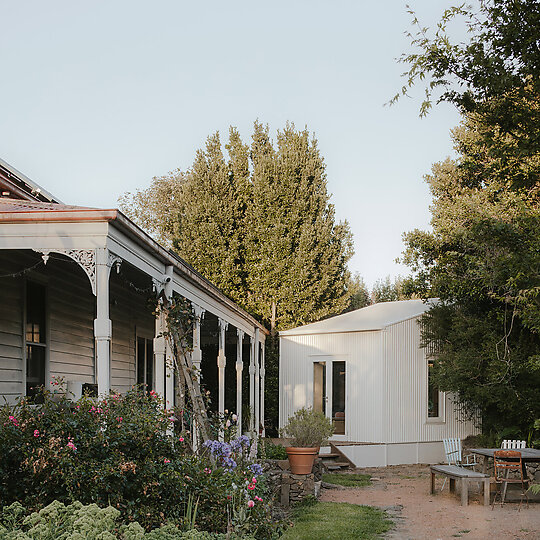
xmin=24 ymin=278 xmax=49 ymax=398
xmin=136 ymin=334 xmax=154 ymax=392
xmin=426 ymin=356 xmax=445 ymax=423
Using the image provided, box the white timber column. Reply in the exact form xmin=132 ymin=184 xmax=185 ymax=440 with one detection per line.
xmin=217 ymin=318 xmax=228 ymax=416
xmin=254 ymin=328 xmax=260 ymax=437
xmin=94 ymin=248 xmax=111 ymax=396
xmin=192 ymin=304 xmax=205 ymax=378
xmin=153 ymin=267 xmax=173 ymax=404
xmin=259 ymin=338 xmax=265 ymax=437
xmin=236 ymin=329 xmax=244 ymax=433
xmin=163 ymin=267 xmax=174 ymax=408
xmin=249 ymin=334 xmax=256 ymax=434
xmin=153 ymin=303 xmax=166 ymax=398
xmin=191 ymin=303 xmax=205 ymax=452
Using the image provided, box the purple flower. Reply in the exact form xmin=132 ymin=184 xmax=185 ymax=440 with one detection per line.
xmin=249 ymin=463 xmax=263 ymax=477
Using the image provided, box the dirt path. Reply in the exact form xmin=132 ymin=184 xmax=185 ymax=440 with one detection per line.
xmin=320 ymin=465 xmax=539 ymax=540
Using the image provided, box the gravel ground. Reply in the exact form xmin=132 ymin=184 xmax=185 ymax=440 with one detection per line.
xmin=319 ymin=464 xmax=540 ymax=540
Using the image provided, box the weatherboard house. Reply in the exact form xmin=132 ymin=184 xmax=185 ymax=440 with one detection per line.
xmin=279 ymin=299 xmax=479 ymax=467
xmin=0 ymin=158 xmax=267 ymax=434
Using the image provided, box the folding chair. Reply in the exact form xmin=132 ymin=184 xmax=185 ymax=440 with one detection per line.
xmin=492 ymin=450 xmax=529 ymax=510
xmin=441 ymin=438 xmax=477 ymax=490
xmin=443 ymin=438 xmax=477 ymax=467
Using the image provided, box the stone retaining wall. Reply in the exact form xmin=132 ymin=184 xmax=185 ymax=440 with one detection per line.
xmin=262 ymin=458 xmax=323 ymax=507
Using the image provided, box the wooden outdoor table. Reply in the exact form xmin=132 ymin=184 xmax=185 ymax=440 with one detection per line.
xmin=470 ymin=447 xmax=540 ymax=476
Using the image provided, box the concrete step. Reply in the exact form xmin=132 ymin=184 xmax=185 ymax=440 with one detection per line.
xmin=319 ymin=453 xmax=341 ymax=459
xmin=325 ymin=462 xmax=351 ymax=471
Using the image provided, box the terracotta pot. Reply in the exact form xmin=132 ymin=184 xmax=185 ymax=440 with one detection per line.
xmin=285 ymin=446 xmax=319 ymax=474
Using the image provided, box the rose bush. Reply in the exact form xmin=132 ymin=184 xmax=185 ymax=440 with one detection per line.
xmin=0 ymin=387 xmax=280 ymax=537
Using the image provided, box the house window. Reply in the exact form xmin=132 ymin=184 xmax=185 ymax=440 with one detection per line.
xmin=427 ymin=360 xmax=441 ymax=418
xmin=137 ymin=337 xmax=154 ymax=391
xmin=25 ymin=281 xmax=47 ymax=398
xmin=332 ymin=361 xmax=346 ymax=435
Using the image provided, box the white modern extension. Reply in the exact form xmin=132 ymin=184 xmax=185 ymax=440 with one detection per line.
xmin=279 ymin=300 xmax=479 ymax=467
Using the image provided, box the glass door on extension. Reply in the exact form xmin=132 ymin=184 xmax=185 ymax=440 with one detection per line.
xmin=312 ymin=357 xmax=346 ymax=435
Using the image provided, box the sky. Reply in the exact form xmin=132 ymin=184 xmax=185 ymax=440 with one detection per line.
xmin=1 ymin=1 xmax=463 ymax=289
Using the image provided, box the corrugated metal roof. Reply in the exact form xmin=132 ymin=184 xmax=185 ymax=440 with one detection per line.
xmin=279 ymin=299 xmax=437 ymax=336
xmin=0 ymin=198 xmax=95 ymax=212
xmin=0 ymin=157 xmax=62 ymax=203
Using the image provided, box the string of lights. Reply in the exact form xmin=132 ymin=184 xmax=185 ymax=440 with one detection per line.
xmin=0 ymin=252 xmax=155 ymax=296
xmin=0 ymin=259 xmax=44 ymax=279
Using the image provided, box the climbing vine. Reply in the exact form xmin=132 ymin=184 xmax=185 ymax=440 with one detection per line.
xmin=155 ymin=295 xmax=211 ymax=449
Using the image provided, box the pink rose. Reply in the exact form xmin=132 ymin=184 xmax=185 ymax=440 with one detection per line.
xmin=179 ymin=437 xmax=184 ymax=442
xmin=164 ymin=458 xmax=171 ymax=464
xmin=247 ymin=500 xmax=255 ymax=508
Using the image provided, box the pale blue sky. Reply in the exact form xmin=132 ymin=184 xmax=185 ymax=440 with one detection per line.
xmin=1 ymin=1 xmax=462 ymax=288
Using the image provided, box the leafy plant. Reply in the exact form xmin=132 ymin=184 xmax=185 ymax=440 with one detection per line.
xmin=0 ymin=500 xmax=257 ymax=539
xmin=280 ymin=407 xmax=334 ymax=448
xmin=258 ymin=439 xmax=288 ymax=460
xmin=0 ymin=389 xmax=279 ymax=537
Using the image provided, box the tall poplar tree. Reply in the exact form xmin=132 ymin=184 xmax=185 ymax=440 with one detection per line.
xmin=244 ymin=122 xmax=353 ymax=332
xmin=122 ymin=122 xmax=354 ymax=332
xmin=120 ymin=122 xmax=354 ymax=433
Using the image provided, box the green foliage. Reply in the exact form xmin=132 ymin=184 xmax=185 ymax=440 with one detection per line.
xmin=370 ymin=275 xmax=411 ymax=304
xmin=0 ymin=501 xmax=255 ymax=539
xmin=280 ymin=407 xmax=334 ymax=448
xmin=0 ymin=389 xmax=278 ymax=537
xmin=282 ymin=502 xmax=391 ymax=540
xmin=120 ymin=122 xmax=355 ymax=434
xmin=119 ymin=122 xmax=354 ymax=333
xmin=322 ymin=473 xmax=371 ymax=488
xmin=394 ymin=0 xmax=540 ymax=155
xmin=342 ymin=273 xmax=371 ymax=312
xmin=263 ymin=336 xmax=279 ymax=436
xmin=119 ymin=171 xmax=186 ymax=249
xmin=258 ymin=439 xmax=288 ymax=461
xmin=396 ymin=0 xmax=540 ymax=439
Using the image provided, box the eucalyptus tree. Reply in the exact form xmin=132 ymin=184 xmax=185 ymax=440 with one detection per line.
xmin=397 ymin=0 xmax=540 ymax=437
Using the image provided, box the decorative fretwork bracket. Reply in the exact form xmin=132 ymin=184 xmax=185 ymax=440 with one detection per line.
xmin=108 ymin=252 xmax=123 ymax=275
xmin=34 ymin=248 xmax=97 ymax=295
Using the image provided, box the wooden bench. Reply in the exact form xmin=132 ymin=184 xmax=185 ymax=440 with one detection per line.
xmin=430 ymin=464 xmax=490 ymax=506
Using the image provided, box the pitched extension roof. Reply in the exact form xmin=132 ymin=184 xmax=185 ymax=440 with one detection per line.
xmin=279 ymin=299 xmax=437 ymax=336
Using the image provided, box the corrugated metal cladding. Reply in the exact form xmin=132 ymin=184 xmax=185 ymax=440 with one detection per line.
xmin=385 ymin=318 xmax=477 ymax=443
xmin=280 ymin=313 xmax=479 ymax=445
xmin=280 ymin=330 xmax=386 ymax=442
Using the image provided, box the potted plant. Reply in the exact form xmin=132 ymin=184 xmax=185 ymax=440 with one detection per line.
xmin=280 ymin=407 xmax=334 ymax=474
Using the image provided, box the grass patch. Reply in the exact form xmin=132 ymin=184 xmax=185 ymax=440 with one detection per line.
xmin=322 ymin=473 xmax=371 ymax=487
xmin=283 ymin=501 xmax=392 ymax=540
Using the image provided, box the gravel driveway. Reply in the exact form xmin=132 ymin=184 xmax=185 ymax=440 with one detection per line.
xmin=320 ymin=464 xmax=539 ymax=540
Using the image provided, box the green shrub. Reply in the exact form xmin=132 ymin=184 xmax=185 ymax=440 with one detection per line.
xmin=0 ymin=501 xmax=256 ymax=539
xmin=0 ymin=388 xmax=278 ymax=537
xmin=258 ymin=439 xmax=288 ymax=460
xmin=280 ymin=407 xmax=334 ymax=447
